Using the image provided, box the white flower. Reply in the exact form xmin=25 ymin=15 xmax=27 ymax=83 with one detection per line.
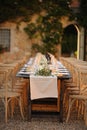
xmin=39 ymin=65 xmax=44 ymax=70
xmin=39 ymin=55 xmax=47 ymax=65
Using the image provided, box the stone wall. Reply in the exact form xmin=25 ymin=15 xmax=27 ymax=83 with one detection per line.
xmin=0 ymin=21 xmax=32 ymax=58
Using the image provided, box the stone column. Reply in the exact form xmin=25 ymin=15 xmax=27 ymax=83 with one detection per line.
xmin=79 ymin=27 xmax=85 ymax=60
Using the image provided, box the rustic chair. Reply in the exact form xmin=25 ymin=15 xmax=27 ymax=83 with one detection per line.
xmin=0 ymin=61 xmax=28 ymax=113
xmin=66 ymin=70 xmax=87 ymax=126
xmin=0 ymin=65 xmax=24 ymax=123
xmin=64 ymin=65 xmax=80 ymax=110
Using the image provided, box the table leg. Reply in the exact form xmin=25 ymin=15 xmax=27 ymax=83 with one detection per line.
xmin=59 ymin=79 xmax=65 ymax=122
xmin=27 ymin=79 xmax=31 ymax=121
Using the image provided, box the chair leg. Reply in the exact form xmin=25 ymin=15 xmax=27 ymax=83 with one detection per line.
xmin=77 ymin=101 xmax=81 ymax=118
xmin=81 ymin=102 xmax=84 ymax=116
xmin=5 ymin=98 xmax=8 ymax=123
xmin=84 ymin=100 xmax=87 ymax=126
xmin=19 ymin=96 xmax=24 ymax=120
xmin=66 ymin=98 xmax=76 ymax=123
xmin=10 ymin=98 xmax=15 ymax=118
xmin=77 ymin=100 xmax=84 ymax=118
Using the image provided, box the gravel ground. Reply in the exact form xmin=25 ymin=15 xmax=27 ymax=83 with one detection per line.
xmin=0 ymin=102 xmax=87 ymax=130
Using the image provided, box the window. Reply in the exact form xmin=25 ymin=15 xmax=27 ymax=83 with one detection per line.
xmin=0 ymin=29 xmax=10 ymax=53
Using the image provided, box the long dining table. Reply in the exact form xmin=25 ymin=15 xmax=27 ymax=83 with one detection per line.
xmin=16 ymin=55 xmax=71 ymax=122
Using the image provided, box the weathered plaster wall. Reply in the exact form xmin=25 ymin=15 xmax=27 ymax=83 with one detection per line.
xmin=0 ymin=21 xmax=32 ymax=56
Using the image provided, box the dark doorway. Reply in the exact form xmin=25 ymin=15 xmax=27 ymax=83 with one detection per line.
xmin=61 ymin=24 xmax=77 ymax=57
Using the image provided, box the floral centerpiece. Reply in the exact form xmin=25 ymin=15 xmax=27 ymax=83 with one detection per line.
xmin=35 ymin=67 xmax=51 ymax=76
xmin=35 ymin=55 xmax=51 ymax=76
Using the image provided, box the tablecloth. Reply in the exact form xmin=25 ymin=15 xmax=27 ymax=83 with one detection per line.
xmin=30 ymin=75 xmax=58 ymax=100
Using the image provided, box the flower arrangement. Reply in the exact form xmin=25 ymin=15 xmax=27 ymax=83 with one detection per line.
xmin=35 ymin=67 xmax=51 ymax=76
xmin=34 ymin=53 xmax=52 ymax=76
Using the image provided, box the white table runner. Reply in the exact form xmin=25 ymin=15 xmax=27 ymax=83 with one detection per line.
xmin=30 ymin=75 xmax=58 ymax=100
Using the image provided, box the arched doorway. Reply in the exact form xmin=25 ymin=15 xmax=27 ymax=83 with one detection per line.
xmin=61 ymin=24 xmax=77 ymax=58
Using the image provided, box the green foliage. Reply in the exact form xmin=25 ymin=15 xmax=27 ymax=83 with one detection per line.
xmin=35 ymin=67 xmax=51 ymax=76
xmin=24 ymin=23 xmax=37 ymax=39
xmin=0 ymin=0 xmax=42 ymax=23
xmin=31 ymin=43 xmax=57 ymax=55
xmin=24 ymin=13 xmax=63 ymax=54
xmin=0 ymin=0 xmax=71 ymax=22
xmin=23 ymin=0 xmax=72 ymax=55
xmin=0 ymin=0 xmax=87 ymax=29
xmin=24 ymin=4 xmax=65 ymax=55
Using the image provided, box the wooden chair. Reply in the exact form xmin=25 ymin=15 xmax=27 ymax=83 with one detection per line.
xmin=0 ymin=61 xmax=28 ymax=113
xmin=64 ymin=65 xmax=80 ymax=111
xmin=66 ymin=70 xmax=87 ymax=126
xmin=11 ymin=63 xmax=28 ymax=114
xmin=0 ymin=66 xmax=24 ymax=123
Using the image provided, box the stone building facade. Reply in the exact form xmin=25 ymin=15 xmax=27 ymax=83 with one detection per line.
xmin=0 ymin=0 xmax=87 ymax=61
